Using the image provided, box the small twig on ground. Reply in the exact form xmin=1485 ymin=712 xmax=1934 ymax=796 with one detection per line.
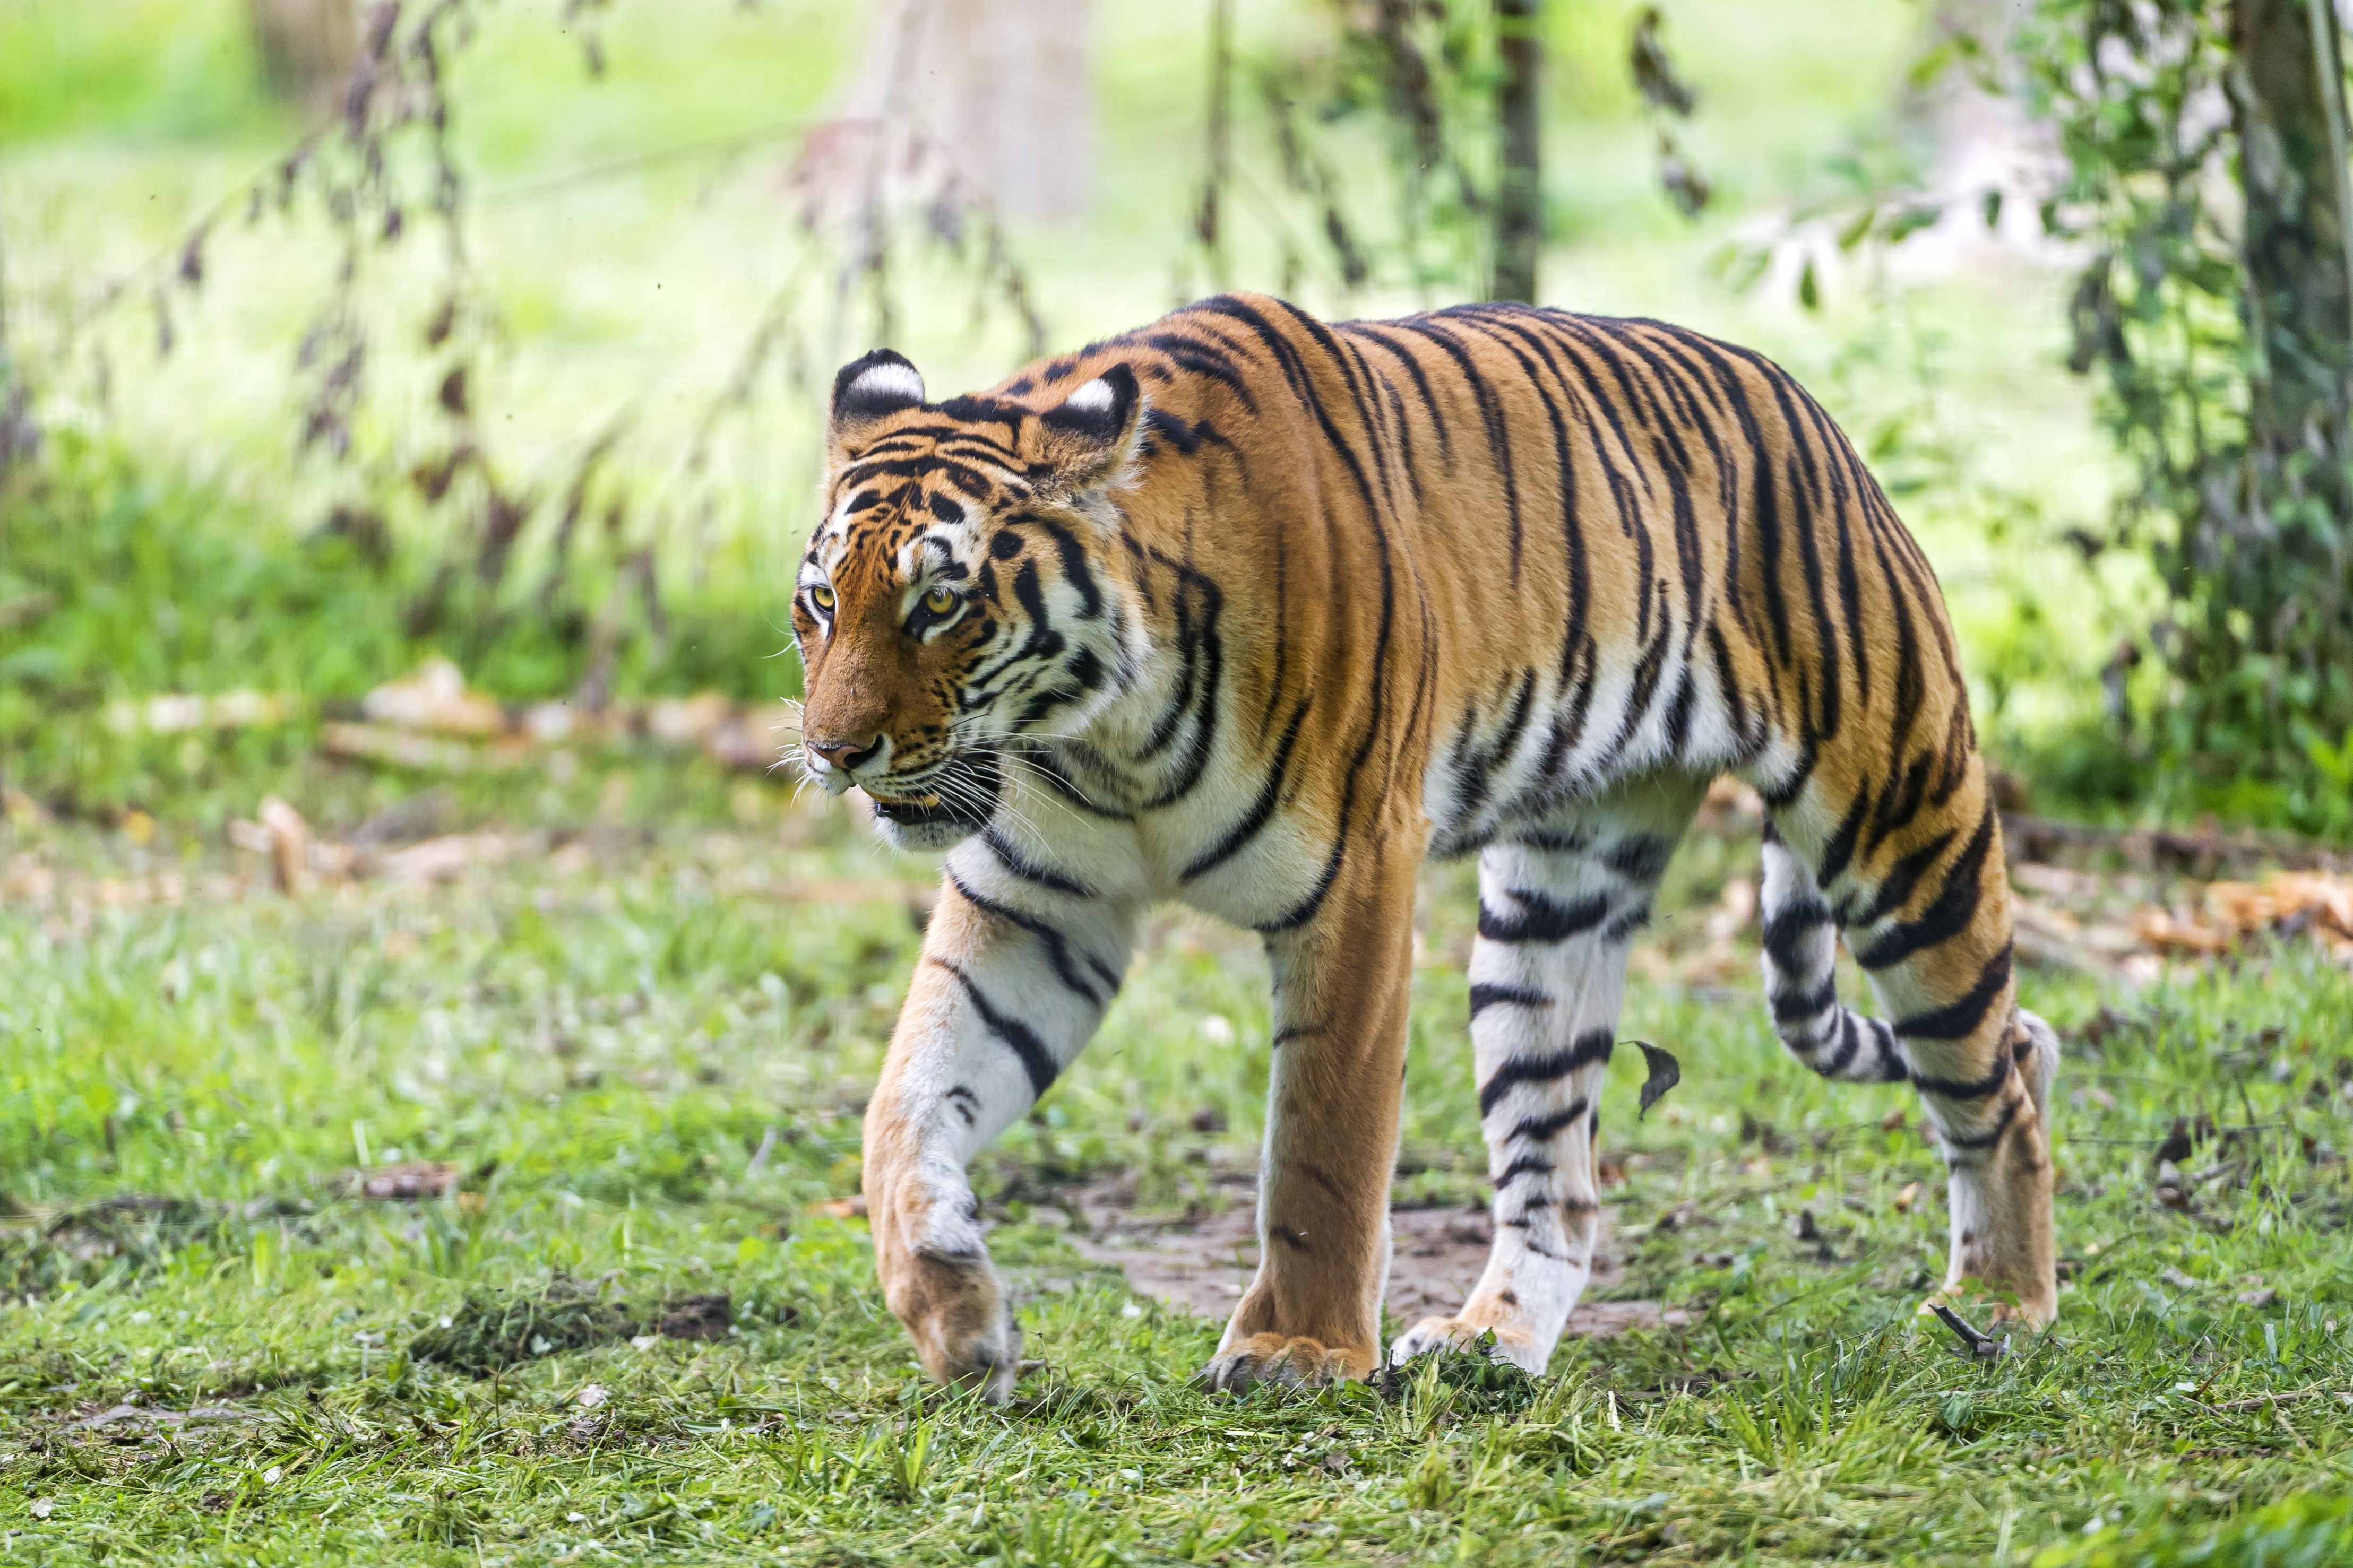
xmin=1929 ymin=1302 xmax=2007 ymax=1358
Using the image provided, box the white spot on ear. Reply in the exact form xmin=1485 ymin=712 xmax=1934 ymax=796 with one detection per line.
xmin=850 ymin=361 xmax=925 ymax=406
xmin=1063 ymin=377 xmax=1115 ymax=414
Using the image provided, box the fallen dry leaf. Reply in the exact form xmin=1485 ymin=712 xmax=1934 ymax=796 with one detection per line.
xmin=811 ymin=1196 xmax=867 ymax=1219
xmin=362 ymin=659 xmax=505 ymax=736
xmin=1893 ymin=1181 xmax=1921 ymax=1212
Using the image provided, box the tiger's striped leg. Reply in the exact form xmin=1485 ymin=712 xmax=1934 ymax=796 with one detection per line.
xmin=1202 ymin=846 xmax=1421 ymax=1392
xmin=863 ymin=825 xmax=1141 ymax=1400
xmin=1393 ymin=778 xmax=1704 ymax=1375
xmin=1759 ymin=798 xmax=2058 ymax=1326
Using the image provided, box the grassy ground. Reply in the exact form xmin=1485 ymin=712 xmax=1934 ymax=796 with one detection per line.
xmin=2 ymin=742 xmax=2350 ymax=1566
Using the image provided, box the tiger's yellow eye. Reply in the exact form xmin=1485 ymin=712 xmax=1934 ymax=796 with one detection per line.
xmin=922 ymin=586 xmax=958 ymax=616
xmin=809 ymin=584 xmax=836 ymax=612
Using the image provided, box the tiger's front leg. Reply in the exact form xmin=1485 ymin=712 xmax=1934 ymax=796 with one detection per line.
xmin=1202 ymin=841 xmax=1421 ymax=1391
xmin=864 ymin=828 xmax=1140 ymax=1400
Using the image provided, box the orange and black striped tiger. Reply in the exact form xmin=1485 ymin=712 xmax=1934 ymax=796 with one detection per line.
xmin=792 ymin=293 xmax=2058 ymax=1398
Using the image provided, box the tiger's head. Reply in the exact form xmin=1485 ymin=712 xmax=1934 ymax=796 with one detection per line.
xmin=793 ymin=348 xmax=1145 ymax=850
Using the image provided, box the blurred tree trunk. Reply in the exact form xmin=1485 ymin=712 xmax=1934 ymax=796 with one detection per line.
xmin=861 ymin=0 xmax=1095 ymax=224
xmin=1492 ymin=0 xmax=1543 ymax=301
xmin=2226 ymin=0 xmax=2353 ymax=740
xmin=248 ymin=0 xmax=358 ymax=116
xmin=0 ymin=201 xmax=35 ymax=481
xmin=2231 ymin=0 xmax=2353 ymax=483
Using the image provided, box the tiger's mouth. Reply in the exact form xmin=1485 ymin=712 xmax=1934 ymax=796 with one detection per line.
xmin=866 ymin=751 xmax=1001 ymax=830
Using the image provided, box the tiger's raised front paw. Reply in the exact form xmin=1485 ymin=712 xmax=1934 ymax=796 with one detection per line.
xmin=1200 ymin=1333 xmax=1372 ymax=1393
xmin=1389 ymin=1314 xmax=1547 ymax=1376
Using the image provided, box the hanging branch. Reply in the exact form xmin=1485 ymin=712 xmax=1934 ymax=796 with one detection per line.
xmin=21 ymin=0 xmax=1056 ymax=707
xmin=1629 ymin=6 xmax=1711 ymax=220
xmin=1192 ymin=0 xmax=1236 ymax=291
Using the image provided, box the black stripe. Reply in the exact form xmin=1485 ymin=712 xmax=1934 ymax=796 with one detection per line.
xmin=979 ymin=827 xmax=1097 ymax=898
xmin=1493 ymin=1157 xmax=1555 ymax=1186
xmin=1394 ymin=317 xmax=1525 ymax=575
xmin=944 ymin=867 xmax=1114 ymax=1008
xmin=1182 ymin=698 xmax=1309 ymax=881
xmin=1341 ymin=323 xmax=1457 ymax=468
xmin=1761 ymin=894 xmax=1833 ymax=974
xmin=1509 ymin=1100 xmax=1589 ymax=1142
xmin=1478 ymin=1030 xmax=1615 ymax=1116
xmin=1941 ymin=1094 xmax=2021 ymax=1153
xmin=1822 ymin=1010 xmax=1863 ymax=1076
xmin=1894 ymin=945 xmax=2013 ymax=1042
xmin=1852 ymin=803 xmax=1997 ymax=971
xmin=1468 ymin=984 xmax=1554 ymax=1020
xmin=1605 ymin=834 xmax=1676 ymax=884
xmin=930 ymin=959 xmax=1059 ymax=1098
xmin=1477 ymin=888 xmax=1609 ymax=943
xmin=1772 ymin=977 xmax=1838 ymax=1025
xmin=1815 ymin=786 xmax=1874 ymax=890
xmin=1911 ymin=1053 xmax=2013 ymax=1100
xmin=1853 ymin=825 xmax=1960 ymax=929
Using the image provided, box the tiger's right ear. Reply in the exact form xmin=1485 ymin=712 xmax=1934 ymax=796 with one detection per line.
xmin=828 ymin=349 xmax=926 ymax=458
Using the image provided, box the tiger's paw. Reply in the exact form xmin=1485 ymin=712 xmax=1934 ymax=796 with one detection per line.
xmin=1390 ymin=1314 xmax=1547 ymax=1375
xmin=1200 ymin=1333 xmax=1371 ymax=1393
xmin=886 ymin=1250 xmax=1024 ymax=1402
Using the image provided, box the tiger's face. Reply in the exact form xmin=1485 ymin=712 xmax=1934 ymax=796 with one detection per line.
xmin=794 ymin=349 xmax=1143 ymax=851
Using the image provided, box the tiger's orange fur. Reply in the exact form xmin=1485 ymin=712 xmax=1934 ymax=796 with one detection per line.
xmin=792 ymin=293 xmax=2057 ymax=1397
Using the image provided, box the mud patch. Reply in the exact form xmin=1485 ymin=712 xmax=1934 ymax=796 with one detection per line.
xmin=1062 ymin=1176 xmax=1690 ymax=1338
xmin=408 ymin=1280 xmax=741 ymax=1374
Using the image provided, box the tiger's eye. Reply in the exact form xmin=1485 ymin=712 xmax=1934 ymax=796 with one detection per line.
xmin=922 ymin=586 xmax=958 ymax=616
xmin=809 ymin=584 xmax=836 ymax=611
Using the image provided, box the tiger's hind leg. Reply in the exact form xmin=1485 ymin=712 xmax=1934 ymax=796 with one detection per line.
xmin=1757 ymin=784 xmax=2058 ymax=1326
xmin=1391 ymin=775 xmax=1705 ymax=1375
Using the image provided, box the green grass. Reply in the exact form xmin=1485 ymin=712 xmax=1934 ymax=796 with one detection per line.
xmin=0 ymin=436 xmax=801 ymax=821
xmin=2 ymin=745 xmax=2349 ymax=1566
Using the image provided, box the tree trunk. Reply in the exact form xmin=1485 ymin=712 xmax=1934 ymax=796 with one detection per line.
xmin=2233 ymin=0 xmax=2353 ymax=461
xmin=2227 ymin=0 xmax=2353 ymax=740
xmin=0 ymin=200 xmax=34 ymax=481
xmin=248 ymin=0 xmax=359 ymax=116
xmin=1492 ymin=0 xmax=1543 ymax=302
xmin=851 ymin=0 xmax=1096 ymax=224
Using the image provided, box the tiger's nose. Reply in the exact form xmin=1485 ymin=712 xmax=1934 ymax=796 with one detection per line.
xmin=811 ymin=735 xmax=884 ymax=772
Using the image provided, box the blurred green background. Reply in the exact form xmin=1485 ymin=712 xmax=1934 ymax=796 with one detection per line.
xmin=0 ymin=0 xmax=2140 ymax=825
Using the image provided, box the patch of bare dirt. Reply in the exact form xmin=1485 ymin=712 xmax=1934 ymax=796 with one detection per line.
xmin=1060 ymin=1174 xmax=1690 ymax=1338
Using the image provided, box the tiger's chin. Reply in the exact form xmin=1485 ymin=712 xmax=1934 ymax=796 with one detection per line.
xmin=864 ymin=754 xmax=1001 ymax=852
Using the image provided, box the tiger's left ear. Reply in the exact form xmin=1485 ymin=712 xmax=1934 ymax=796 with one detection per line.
xmin=828 ymin=348 xmax=926 ymax=462
xmin=1033 ymin=365 xmax=1144 ymax=504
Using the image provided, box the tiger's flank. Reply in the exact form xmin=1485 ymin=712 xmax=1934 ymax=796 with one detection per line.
xmin=789 ymin=293 xmax=2058 ymax=1400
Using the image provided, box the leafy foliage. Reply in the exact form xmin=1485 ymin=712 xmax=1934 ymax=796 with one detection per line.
xmin=1987 ymin=1 xmax=2353 ymax=832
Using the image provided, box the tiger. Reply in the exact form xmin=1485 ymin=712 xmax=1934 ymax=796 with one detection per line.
xmin=791 ymin=292 xmax=2060 ymax=1399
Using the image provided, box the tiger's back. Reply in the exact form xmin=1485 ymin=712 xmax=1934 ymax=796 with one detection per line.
xmin=798 ymin=293 xmax=2055 ymax=1397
